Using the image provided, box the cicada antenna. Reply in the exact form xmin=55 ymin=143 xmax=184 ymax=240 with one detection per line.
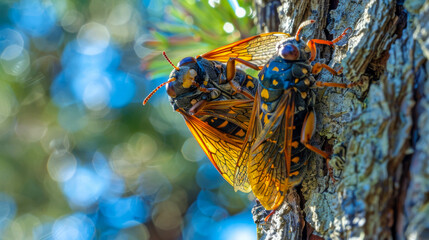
xmin=295 ymin=20 xmax=315 ymax=41
xmin=163 ymin=51 xmax=180 ymax=71
xmin=142 ymin=77 xmax=176 ymax=105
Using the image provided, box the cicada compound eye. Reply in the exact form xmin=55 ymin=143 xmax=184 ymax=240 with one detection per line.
xmin=178 ymin=57 xmax=197 ymax=67
xmin=166 ymin=81 xmax=177 ymax=98
xmin=280 ymin=44 xmax=300 ymax=61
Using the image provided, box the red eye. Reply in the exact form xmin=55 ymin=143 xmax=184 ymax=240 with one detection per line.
xmin=280 ymin=44 xmax=299 ymax=61
xmin=178 ymin=57 xmax=197 ymax=67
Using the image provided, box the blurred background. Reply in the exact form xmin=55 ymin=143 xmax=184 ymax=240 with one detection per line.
xmin=0 ymin=0 xmax=258 ymax=239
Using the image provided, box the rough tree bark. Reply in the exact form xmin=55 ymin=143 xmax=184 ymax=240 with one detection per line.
xmin=252 ymin=0 xmax=428 ymax=239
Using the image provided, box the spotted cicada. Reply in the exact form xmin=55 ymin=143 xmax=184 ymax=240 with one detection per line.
xmin=233 ymin=20 xmax=355 ymax=216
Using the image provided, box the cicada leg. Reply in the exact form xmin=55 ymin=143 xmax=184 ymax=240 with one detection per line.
xmin=225 ymin=57 xmax=261 ymax=99
xmin=300 ymin=110 xmax=336 ymax=183
xmin=312 ymin=62 xmax=342 ymax=75
xmin=312 ymin=63 xmax=359 ymax=89
xmin=264 ymin=209 xmax=277 ymax=222
xmin=314 ymin=80 xmax=358 ymax=89
xmin=307 ymin=27 xmax=352 ymax=62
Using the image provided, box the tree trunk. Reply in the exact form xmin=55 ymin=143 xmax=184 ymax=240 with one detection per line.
xmin=252 ymin=0 xmax=429 ymax=239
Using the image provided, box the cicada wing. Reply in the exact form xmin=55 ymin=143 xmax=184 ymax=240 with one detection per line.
xmin=178 ymin=108 xmax=252 ymax=193
xmin=200 ymin=32 xmax=291 ymax=67
xmin=234 ymin=93 xmax=261 ymax=192
xmin=247 ymin=90 xmax=295 ymax=210
xmin=194 ymin=99 xmax=254 ymax=131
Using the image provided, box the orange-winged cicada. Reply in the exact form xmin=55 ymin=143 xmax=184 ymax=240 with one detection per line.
xmin=234 ymin=20 xmax=356 ymax=215
xmin=142 ymin=33 xmax=291 ymax=192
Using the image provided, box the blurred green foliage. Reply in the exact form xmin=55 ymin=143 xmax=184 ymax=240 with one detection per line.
xmin=0 ymin=0 xmax=258 ymax=239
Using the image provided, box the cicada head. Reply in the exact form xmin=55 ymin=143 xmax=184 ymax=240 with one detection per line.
xmin=165 ymin=58 xmax=203 ymax=111
xmin=143 ymin=53 xmax=204 ymax=109
xmin=276 ymin=38 xmax=310 ymax=62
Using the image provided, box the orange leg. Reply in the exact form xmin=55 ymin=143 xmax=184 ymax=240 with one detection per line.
xmin=314 ymin=81 xmax=357 ymax=89
xmin=300 ymin=110 xmax=330 ymax=159
xmin=301 ymin=110 xmax=336 ymax=182
xmin=264 ymin=210 xmax=276 ymax=222
xmin=312 ymin=62 xmax=343 ymax=75
xmin=225 ymin=57 xmax=259 ymax=99
xmin=307 ymin=27 xmax=352 ymax=62
xmin=226 ymin=57 xmax=261 ymax=81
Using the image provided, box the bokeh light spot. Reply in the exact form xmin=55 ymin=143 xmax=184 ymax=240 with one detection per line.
xmin=1 ymin=44 xmax=24 ymax=61
xmin=0 ymin=193 xmax=16 ymax=233
xmin=9 ymin=0 xmax=57 ymax=37
xmin=134 ymin=170 xmax=172 ymax=204
xmin=109 ymin=71 xmax=135 ymax=108
xmin=197 ymin=191 xmax=228 ymax=220
xmin=47 ymin=150 xmax=77 ymax=182
xmin=107 ymin=3 xmax=132 ymax=26
xmin=100 ymin=196 xmax=149 ymax=228
xmin=62 ymin=167 xmax=106 ymax=207
xmin=0 ymin=27 xmax=25 ymax=56
xmin=77 ymin=22 xmax=110 ymax=55
xmin=152 ymin=201 xmax=182 ymax=231
xmin=15 ymin=114 xmax=47 ymax=142
xmin=0 ymin=48 xmax=30 ymax=76
xmin=61 ymin=10 xmax=84 ymax=33
xmin=196 ymin=163 xmax=223 ymax=189
xmin=235 ymin=7 xmax=246 ymax=18
xmin=223 ymin=22 xmax=234 ymax=33
xmin=181 ymin=137 xmax=205 ymax=162
xmin=52 ymin=213 xmax=95 ymax=240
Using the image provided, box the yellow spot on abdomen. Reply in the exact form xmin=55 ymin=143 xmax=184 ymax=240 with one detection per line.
xmin=291 ymin=141 xmax=299 ymax=148
xmin=295 ymin=78 xmax=299 ymax=83
xmin=217 ymin=120 xmax=229 ymax=128
xmin=273 ymin=79 xmax=278 ymax=86
xmin=261 ymin=74 xmax=264 ymax=81
xmin=261 ymin=88 xmax=269 ymax=99
xmin=262 ymin=103 xmax=268 ymax=111
xmin=272 ymin=66 xmax=279 ymax=72
xmin=290 ymin=171 xmax=300 ymax=176
xmin=292 ymin=157 xmax=300 ymax=163
xmin=236 ymin=129 xmax=245 ymax=137
xmin=264 ymin=114 xmax=270 ymax=124
xmin=246 ymin=80 xmax=254 ymax=88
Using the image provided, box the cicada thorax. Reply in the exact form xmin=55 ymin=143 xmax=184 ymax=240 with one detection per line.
xmin=167 ymin=57 xmax=258 ymax=138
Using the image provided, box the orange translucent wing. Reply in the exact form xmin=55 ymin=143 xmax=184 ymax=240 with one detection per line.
xmin=194 ymin=99 xmax=254 ymax=130
xmin=200 ymin=32 xmax=292 ymax=67
xmin=178 ymin=107 xmax=252 ymax=193
xmin=234 ymin=91 xmax=261 ymax=192
xmin=248 ymin=90 xmax=296 ymax=210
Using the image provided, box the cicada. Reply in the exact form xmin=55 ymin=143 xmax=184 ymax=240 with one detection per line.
xmin=143 ymin=33 xmax=292 ymax=192
xmin=235 ymin=20 xmax=355 ymax=213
